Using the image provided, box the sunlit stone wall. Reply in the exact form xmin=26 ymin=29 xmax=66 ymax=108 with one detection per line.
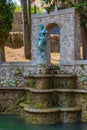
xmin=32 ymin=8 xmax=75 ymax=65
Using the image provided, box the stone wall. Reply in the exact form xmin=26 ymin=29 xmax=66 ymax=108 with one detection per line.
xmin=12 ymin=12 xmax=23 ymax=32
xmin=5 ymin=32 xmax=23 ymax=48
xmin=0 ymin=89 xmax=25 ymax=114
xmin=60 ymin=60 xmax=87 ymax=89
xmin=0 ymin=62 xmax=50 ymax=87
xmin=31 ymin=8 xmax=75 ymax=65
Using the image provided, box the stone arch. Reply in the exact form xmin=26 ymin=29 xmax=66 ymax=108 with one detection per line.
xmin=46 ymin=23 xmax=58 ymax=31
xmin=32 ymin=8 xmax=75 ymax=65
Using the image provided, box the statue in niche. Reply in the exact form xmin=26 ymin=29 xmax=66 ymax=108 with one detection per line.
xmin=37 ymin=24 xmax=50 ymax=60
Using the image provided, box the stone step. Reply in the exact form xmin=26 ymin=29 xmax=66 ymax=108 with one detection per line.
xmin=24 ymin=74 xmax=76 ymax=89
xmin=20 ymin=103 xmax=81 ymax=113
xmin=20 ymin=103 xmax=81 ymax=124
xmin=1 ymin=87 xmax=87 ymax=94
xmin=24 ymin=107 xmax=81 ymax=113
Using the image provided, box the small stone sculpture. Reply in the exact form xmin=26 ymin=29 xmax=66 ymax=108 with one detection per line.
xmin=37 ymin=24 xmax=50 ymax=60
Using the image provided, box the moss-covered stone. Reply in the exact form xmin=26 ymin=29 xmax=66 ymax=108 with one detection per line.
xmin=0 ymin=90 xmax=25 ymax=114
xmin=27 ymin=78 xmax=36 ymax=88
xmin=59 ymin=111 xmax=81 ymax=122
xmin=29 ymin=92 xmax=53 ymax=108
xmin=24 ymin=111 xmax=59 ymax=124
xmin=36 ymin=77 xmax=53 ymax=89
xmin=54 ymin=77 xmax=76 ymax=89
xmin=56 ymin=92 xmax=76 ymax=107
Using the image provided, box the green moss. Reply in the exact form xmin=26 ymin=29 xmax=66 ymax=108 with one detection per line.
xmin=15 ymin=67 xmax=23 ymax=76
xmin=35 ymin=101 xmax=42 ymax=108
xmin=83 ymin=94 xmax=87 ymax=100
xmin=26 ymin=92 xmax=31 ymax=104
xmin=28 ymin=78 xmax=36 ymax=88
xmin=54 ymin=78 xmax=75 ymax=89
xmin=28 ymin=115 xmax=36 ymax=123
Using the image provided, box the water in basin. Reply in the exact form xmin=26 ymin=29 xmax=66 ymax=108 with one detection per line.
xmin=0 ymin=115 xmax=87 ymax=130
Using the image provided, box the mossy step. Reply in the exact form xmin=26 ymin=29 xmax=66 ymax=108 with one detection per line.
xmin=24 ymin=74 xmax=76 ymax=78
xmin=24 ymin=75 xmax=53 ymax=79
xmin=20 ymin=103 xmax=81 ymax=113
xmin=0 ymin=87 xmax=87 ymax=93
xmin=54 ymin=74 xmax=76 ymax=78
xmin=0 ymin=87 xmax=25 ymax=91
xmin=56 ymin=89 xmax=87 ymax=93
xmin=58 ymin=107 xmax=81 ymax=112
xmin=20 ymin=102 xmax=29 ymax=108
xmin=1 ymin=87 xmax=87 ymax=94
xmin=29 ymin=88 xmax=54 ymax=93
xmin=24 ymin=107 xmax=60 ymax=113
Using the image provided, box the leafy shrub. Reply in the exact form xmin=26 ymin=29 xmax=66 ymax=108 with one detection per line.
xmin=0 ymin=0 xmax=15 ymax=36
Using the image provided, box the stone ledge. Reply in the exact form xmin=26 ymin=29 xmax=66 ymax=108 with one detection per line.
xmin=0 ymin=62 xmax=35 ymax=67
xmin=1 ymin=87 xmax=87 ymax=94
xmin=24 ymin=107 xmax=81 ymax=113
xmin=60 ymin=60 xmax=87 ymax=66
xmin=0 ymin=87 xmax=26 ymax=91
xmin=32 ymin=7 xmax=74 ymax=18
xmin=24 ymin=107 xmax=60 ymax=113
xmin=24 ymin=74 xmax=76 ymax=78
xmin=29 ymin=88 xmax=54 ymax=93
xmin=56 ymin=89 xmax=87 ymax=93
xmin=24 ymin=75 xmax=53 ymax=79
xmin=54 ymin=74 xmax=76 ymax=78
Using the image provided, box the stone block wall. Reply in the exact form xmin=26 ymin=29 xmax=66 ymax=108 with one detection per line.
xmin=0 ymin=62 xmax=50 ymax=87
xmin=31 ymin=8 xmax=75 ymax=65
xmin=11 ymin=12 xmax=23 ymax=32
xmin=60 ymin=60 xmax=87 ymax=90
xmin=5 ymin=32 xmax=23 ymax=48
xmin=0 ymin=89 xmax=25 ymax=114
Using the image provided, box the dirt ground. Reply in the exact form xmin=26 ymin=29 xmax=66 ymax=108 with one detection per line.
xmin=5 ymin=46 xmax=60 ymax=64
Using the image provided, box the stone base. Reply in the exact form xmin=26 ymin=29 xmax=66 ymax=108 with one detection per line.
xmin=20 ymin=103 xmax=81 ymax=124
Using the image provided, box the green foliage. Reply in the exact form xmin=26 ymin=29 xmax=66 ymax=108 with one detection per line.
xmin=79 ymin=64 xmax=85 ymax=70
xmin=0 ymin=0 xmax=15 ymax=36
xmin=58 ymin=0 xmax=73 ymax=9
xmin=77 ymin=64 xmax=87 ymax=84
xmin=31 ymin=5 xmax=41 ymax=14
xmin=75 ymin=1 xmax=87 ymax=28
xmin=44 ymin=0 xmax=87 ymax=28
xmin=44 ymin=0 xmax=73 ymax=13
xmin=15 ymin=5 xmax=41 ymax=14
xmin=15 ymin=6 xmax=22 ymax=12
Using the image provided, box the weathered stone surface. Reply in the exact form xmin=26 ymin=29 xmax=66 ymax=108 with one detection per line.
xmin=54 ymin=76 xmax=76 ymax=89
xmin=29 ymin=92 xmax=53 ymax=108
xmin=56 ymin=92 xmax=76 ymax=107
xmin=12 ymin=12 xmax=23 ymax=32
xmin=59 ymin=111 xmax=81 ymax=122
xmin=5 ymin=32 xmax=23 ymax=48
xmin=32 ymin=8 xmax=75 ymax=65
xmin=0 ymin=90 xmax=25 ymax=114
xmin=0 ymin=63 xmax=48 ymax=87
xmin=24 ymin=111 xmax=59 ymax=124
xmin=36 ymin=76 xmax=53 ymax=89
